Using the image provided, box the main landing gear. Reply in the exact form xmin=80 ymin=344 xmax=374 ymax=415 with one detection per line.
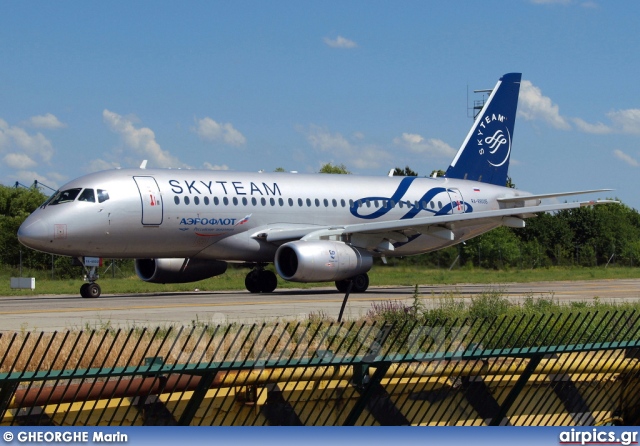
xmin=245 ymin=266 xmax=278 ymax=293
xmin=335 ymin=273 xmax=369 ymax=293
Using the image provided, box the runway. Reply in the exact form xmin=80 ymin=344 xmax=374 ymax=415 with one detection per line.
xmin=1 ymin=279 xmax=639 ymax=332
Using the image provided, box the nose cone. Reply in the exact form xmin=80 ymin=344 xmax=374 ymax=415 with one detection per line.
xmin=18 ymin=215 xmax=52 ymax=252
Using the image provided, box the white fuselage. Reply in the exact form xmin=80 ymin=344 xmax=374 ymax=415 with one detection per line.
xmin=18 ymin=168 xmax=526 ymax=262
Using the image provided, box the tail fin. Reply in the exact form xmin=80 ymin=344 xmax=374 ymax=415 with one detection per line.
xmin=445 ymin=72 xmax=521 ymax=186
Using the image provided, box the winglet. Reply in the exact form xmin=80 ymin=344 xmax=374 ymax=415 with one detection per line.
xmin=445 ymin=73 xmax=522 ymax=186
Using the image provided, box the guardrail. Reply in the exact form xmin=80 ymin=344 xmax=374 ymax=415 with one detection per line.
xmin=1 ymin=310 xmax=639 ymax=425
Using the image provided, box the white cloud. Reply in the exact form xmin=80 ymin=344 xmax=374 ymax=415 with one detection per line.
xmin=518 ymin=80 xmax=571 ymax=130
xmin=306 ymin=125 xmax=351 ymax=152
xmin=203 ymin=162 xmax=230 ymax=170
xmin=194 ymin=117 xmax=246 ymax=146
xmin=351 ymin=146 xmax=392 ymax=169
xmin=607 ymin=109 xmax=640 ymax=135
xmin=0 ymin=118 xmax=54 ymax=162
xmin=103 ymin=109 xmax=183 ymax=168
xmin=11 ymin=170 xmax=60 ymax=189
xmin=324 ymin=35 xmax=358 ymax=49
xmin=572 ymin=118 xmax=612 ymax=134
xmin=27 ymin=113 xmax=66 ymax=129
xmin=88 ymin=158 xmax=121 ymax=172
xmin=613 ymin=149 xmax=639 ymax=167
xmin=303 ymin=125 xmax=390 ymax=170
xmin=3 ymin=153 xmax=37 ymax=169
xmin=393 ymin=133 xmax=457 ymax=157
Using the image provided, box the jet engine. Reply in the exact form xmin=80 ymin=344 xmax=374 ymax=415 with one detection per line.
xmin=274 ymin=241 xmax=373 ymax=282
xmin=135 ymin=258 xmax=228 ymax=284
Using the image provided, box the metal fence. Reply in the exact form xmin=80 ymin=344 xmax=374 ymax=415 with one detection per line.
xmin=1 ymin=310 xmax=640 ymax=426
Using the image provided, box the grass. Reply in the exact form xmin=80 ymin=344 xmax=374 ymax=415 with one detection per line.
xmin=0 ymin=264 xmax=638 ymax=296
xmin=2 ymin=286 xmax=640 ymax=373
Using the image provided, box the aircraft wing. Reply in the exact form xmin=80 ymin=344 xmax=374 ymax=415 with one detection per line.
xmin=253 ymin=199 xmax=617 ymax=245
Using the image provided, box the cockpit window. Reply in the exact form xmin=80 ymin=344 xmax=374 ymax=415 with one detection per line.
xmin=49 ymin=188 xmax=82 ymax=205
xmin=78 ymin=188 xmax=96 ymax=203
xmin=97 ymin=189 xmax=109 ymax=203
xmin=41 ymin=191 xmax=58 ymax=207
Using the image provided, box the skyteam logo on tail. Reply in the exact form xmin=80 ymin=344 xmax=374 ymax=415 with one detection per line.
xmin=445 ymin=73 xmax=521 ymax=186
xmin=477 ymin=114 xmax=511 ymax=168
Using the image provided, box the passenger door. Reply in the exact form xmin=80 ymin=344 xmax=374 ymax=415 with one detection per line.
xmin=447 ymin=188 xmax=465 ymax=214
xmin=133 ymin=176 xmax=163 ymax=225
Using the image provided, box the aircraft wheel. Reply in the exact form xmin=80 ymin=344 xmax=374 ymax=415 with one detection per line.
xmin=351 ymin=273 xmax=369 ymax=293
xmin=259 ymin=270 xmax=278 ymax=293
xmin=245 ymin=271 xmax=261 ymax=293
xmin=80 ymin=283 xmax=90 ymax=298
xmin=335 ymin=280 xmax=350 ymax=293
xmin=86 ymin=283 xmax=101 ymax=298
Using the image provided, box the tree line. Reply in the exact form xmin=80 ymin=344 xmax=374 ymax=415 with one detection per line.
xmin=1 ymin=166 xmax=638 ymax=277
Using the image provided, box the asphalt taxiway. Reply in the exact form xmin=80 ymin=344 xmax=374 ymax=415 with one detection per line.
xmin=0 ymin=279 xmax=639 ymax=332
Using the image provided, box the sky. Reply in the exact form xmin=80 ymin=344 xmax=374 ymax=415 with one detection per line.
xmin=1 ymin=1 xmax=639 ymax=209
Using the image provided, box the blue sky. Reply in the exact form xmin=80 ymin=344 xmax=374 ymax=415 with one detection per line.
xmin=1 ymin=1 xmax=639 ymax=209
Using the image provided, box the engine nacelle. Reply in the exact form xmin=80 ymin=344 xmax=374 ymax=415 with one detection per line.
xmin=135 ymin=258 xmax=227 ymax=284
xmin=275 ymin=241 xmax=373 ymax=282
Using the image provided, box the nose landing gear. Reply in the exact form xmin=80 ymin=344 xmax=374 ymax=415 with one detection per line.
xmin=78 ymin=258 xmax=101 ymax=298
xmin=80 ymin=282 xmax=101 ymax=298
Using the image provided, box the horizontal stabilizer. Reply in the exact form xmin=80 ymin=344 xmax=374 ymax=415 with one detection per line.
xmin=497 ymin=189 xmax=614 ymax=203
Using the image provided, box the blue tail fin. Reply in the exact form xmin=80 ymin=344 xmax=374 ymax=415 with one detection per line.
xmin=445 ymin=73 xmax=521 ymax=186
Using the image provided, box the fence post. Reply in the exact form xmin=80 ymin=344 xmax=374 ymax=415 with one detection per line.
xmin=489 ymin=354 xmax=543 ymax=426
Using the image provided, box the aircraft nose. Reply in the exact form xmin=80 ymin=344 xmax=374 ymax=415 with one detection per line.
xmin=18 ymin=216 xmax=52 ymax=251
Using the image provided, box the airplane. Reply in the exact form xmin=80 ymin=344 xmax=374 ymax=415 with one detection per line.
xmin=18 ymin=73 xmax=614 ymax=298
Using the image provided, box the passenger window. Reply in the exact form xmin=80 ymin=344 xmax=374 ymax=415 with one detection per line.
xmin=306 ymin=199 xmax=311 ymax=207
xmin=252 ymin=198 xmax=257 ymax=206
xmin=288 ymin=198 xmax=293 ymax=206
xmin=204 ymin=197 xmax=210 ymax=205
xmin=341 ymin=199 xmax=346 ymax=207
xmin=174 ymin=196 xmax=180 ymax=205
xmin=232 ymin=197 xmax=238 ymax=206
xmin=323 ymin=199 xmax=329 ymax=207
xmin=223 ymin=197 xmax=229 ymax=205
xmin=242 ymin=197 xmax=248 ymax=206
xmin=298 ymin=198 xmax=303 ymax=207
xmin=97 ymin=189 xmax=109 ymax=203
xmin=194 ymin=196 xmax=200 ymax=205
xmin=270 ymin=198 xmax=275 ymax=206
xmin=214 ymin=197 xmax=220 ymax=205
xmin=184 ymin=196 xmax=191 ymax=205
xmin=314 ymin=198 xmax=320 ymax=207
xmin=261 ymin=198 xmax=266 ymax=206
xmin=278 ymin=198 xmax=284 ymax=206
xmin=78 ymin=189 xmax=95 ymax=203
